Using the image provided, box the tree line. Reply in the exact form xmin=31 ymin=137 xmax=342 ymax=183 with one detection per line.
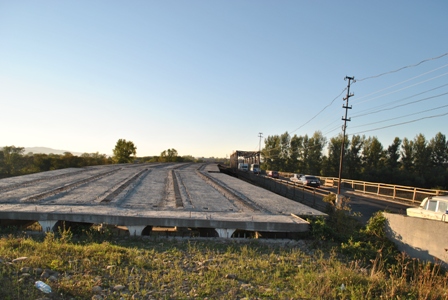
xmin=0 ymin=146 xmax=111 ymax=178
xmin=261 ymin=131 xmax=448 ymax=189
xmin=0 ymin=139 xmax=202 ymax=179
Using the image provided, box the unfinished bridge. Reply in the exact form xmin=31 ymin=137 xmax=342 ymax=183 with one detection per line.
xmin=0 ymin=163 xmax=326 ymax=238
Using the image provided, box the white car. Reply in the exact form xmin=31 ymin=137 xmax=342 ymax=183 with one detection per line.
xmin=406 ymin=195 xmax=448 ymax=222
xmin=290 ymin=173 xmax=303 ymax=182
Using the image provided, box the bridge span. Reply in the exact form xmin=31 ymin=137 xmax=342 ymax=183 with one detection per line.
xmin=0 ymin=163 xmax=326 ymax=238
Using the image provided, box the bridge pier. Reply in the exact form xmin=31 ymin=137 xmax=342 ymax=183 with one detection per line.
xmin=38 ymin=220 xmax=58 ymax=232
xmin=215 ymin=228 xmax=236 ymax=238
xmin=126 ymin=225 xmax=147 ymax=236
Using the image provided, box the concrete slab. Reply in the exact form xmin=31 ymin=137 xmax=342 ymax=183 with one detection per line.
xmin=0 ymin=163 xmax=326 ymax=237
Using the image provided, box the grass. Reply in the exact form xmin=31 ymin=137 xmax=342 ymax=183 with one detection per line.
xmin=0 ymin=210 xmax=447 ymax=299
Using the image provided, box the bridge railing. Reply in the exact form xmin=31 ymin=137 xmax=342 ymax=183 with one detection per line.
xmin=316 ymin=177 xmax=448 ymax=205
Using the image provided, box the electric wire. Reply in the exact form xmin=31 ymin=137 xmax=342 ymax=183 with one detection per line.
xmin=349 ymin=112 xmax=448 ymax=136
xmin=354 ymin=63 xmax=448 ymax=103
xmin=289 ymin=88 xmax=347 ymax=134
xmin=258 ymin=88 xmax=347 ymax=158
xmin=352 ymin=91 xmax=448 ymax=119
xmin=351 ymin=104 xmax=448 ymax=129
xmin=352 ymin=82 xmax=448 ymax=118
xmin=355 ymin=52 xmax=448 ymax=82
xmin=257 ymin=53 xmax=448 ymax=161
xmin=354 ymin=71 xmax=448 ymax=105
xmin=323 ymin=124 xmax=345 ymax=136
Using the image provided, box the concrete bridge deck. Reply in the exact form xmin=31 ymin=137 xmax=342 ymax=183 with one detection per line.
xmin=0 ymin=163 xmax=326 ymax=238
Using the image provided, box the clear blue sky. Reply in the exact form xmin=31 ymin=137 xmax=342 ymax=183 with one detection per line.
xmin=1 ymin=1 xmax=447 ymax=158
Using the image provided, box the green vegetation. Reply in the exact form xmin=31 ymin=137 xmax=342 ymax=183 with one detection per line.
xmin=112 ymin=139 xmax=138 ymax=164
xmin=0 ymin=146 xmax=112 ymax=178
xmin=262 ymin=131 xmax=448 ymax=189
xmin=0 ymin=144 xmax=228 ymax=179
xmin=0 ymin=210 xmax=446 ymax=299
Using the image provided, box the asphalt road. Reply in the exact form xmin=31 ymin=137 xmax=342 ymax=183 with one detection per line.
xmin=276 ymin=175 xmax=413 ymax=224
xmin=343 ymin=190 xmax=411 ymax=224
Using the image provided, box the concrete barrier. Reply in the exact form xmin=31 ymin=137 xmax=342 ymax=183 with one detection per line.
xmin=237 ymin=171 xmax=328 ymax=212
xmin=384 ymin=212 xmax=448 ymax=268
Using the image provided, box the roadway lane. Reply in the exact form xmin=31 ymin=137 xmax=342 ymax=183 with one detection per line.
xmin=282 ymin=177 xmax=411 ymax=224
xmin=344 ymin=191 xmax=411 ymax=224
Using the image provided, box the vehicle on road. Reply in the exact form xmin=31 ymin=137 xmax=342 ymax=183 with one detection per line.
xmin=406 ymin=195 xmax=448 ymax=222
xmin=267 ymin=171 xmax=279 ymax=178
xmin=290 ymin=173 xmax=303 ymax=182
xmin=238 ymin=163 xmax=249 ymax=172
xmin=250 ymin=164 xmax=261 ymax=174
xmin=299 ymin=175 xmax=320 ymax=187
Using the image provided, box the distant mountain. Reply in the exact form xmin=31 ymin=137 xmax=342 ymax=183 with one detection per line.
xmin=24 ymin=147 xmax=84 ymax=156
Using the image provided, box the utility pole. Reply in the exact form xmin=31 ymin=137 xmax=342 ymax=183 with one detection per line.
xmin=337 ymin=76 xmax=354 ymax=205
xmin=258 ymin=132 xmax=263 ymax=165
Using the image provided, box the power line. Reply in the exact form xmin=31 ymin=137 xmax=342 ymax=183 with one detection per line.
xmin=351 ymin=82 xmax=448 ymax=118
xmin=356 ymin=52 xmax=448 ymax=82
xmin=261 ymin=53 xmax=448 ymax=158
xmin=351 ymin=103 xmax=448 ymax=129
xmin=352 ymin=91 xmax=448 ymax=119
xmin=289 ymin=88 xmax=347 ymax=134
xmin=349 ymin=111 xmax=448 ymax=136
xmin=354 ymin=71 xmax=448 ymax=105
xmin=354 ymin=64 xmax=448 ymax=103
xmin=323 ymin=124 xmax=345 ymax=136
xmin=319 ymin=63 xmax=448 ymax=140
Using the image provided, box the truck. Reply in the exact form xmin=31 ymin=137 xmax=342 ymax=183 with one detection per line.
xmin=238 ymin=163 xmax=249 ymax=172
xmin=250 ymin=164 xmax=261 ymax=174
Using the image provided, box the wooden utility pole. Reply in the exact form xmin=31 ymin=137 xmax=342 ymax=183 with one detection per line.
xmin=337 ymin=76 xmax=354 ymax=203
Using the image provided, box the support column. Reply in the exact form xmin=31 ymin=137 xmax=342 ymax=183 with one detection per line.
xmin=126 ymin=225 xmax=147 ymax=236
xmin=38 ymin=220 xmax=58 ymax=233
xmin=215 ymin=228 xmax=236 ymax=238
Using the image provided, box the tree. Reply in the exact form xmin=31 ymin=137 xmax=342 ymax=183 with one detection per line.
xmin=33 ymin=153 xmax=52 ymax=172
xmin=385 ymin=137 xmax=401 ymax=170
xmin=80 ymin=152 xmax=109 ymax=166
xmin=181 ymin=155 xmax=196 ymax=162
xmin=362 ymin=136 xmax=384 ymax=170
xmin=262 ymin=135 xmax=281 ymax=171
xmin=160 ymin=148 xmax=179 ymax=162
xmin=296 ymin=134 xmax=310 ymax=173
xmin=278 ymin=132 xmax=291 ymax=171
xmin=428 ymin=132 xmax=448 ymax=188
xmin=345 ymin=135 xmax=364 ymax=179
xmin=413 ymin=134 xmax=431 ymax=178
xmin=0 ymin=146 xmax=25 ymax=177
xmin=400 ymin=137 xmax=414 ymax=173
xmin=322 ymin=134 xmax=345 ymax=177
xmin=289 ymin=134 xmax=302 ymax=172
xmin=361 ymin=136 xmax=384 ymax=181
xmin=429 ymin=132 xmax=447 ymax=167
xmin=305 ymin=131 xmax=326 ymax=175
xmin=112 ymin=139 xmax=137 ymax=163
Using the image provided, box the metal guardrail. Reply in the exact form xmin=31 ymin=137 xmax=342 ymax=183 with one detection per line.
xmin=278 ymin=178 xmax=329 ymax=197
xmin=279 ymin=172 xmax=447 ymax=206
